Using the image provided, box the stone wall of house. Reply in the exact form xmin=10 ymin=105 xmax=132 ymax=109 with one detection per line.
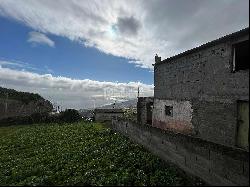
xmin=153 ymin=32 xmax=249 ymax=148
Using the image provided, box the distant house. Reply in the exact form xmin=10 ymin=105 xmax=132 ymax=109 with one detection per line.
xmin=94 ymin=108 xmax=124 ymax=122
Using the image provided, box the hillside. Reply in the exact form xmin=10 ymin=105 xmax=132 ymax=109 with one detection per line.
xmin=0 ymin=87 xmax=53 ymax=119
xmin=0 ymin=87 xmax=44 ymax=104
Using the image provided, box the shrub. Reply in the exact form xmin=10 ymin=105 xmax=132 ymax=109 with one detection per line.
xmin=59 ymin=109 xmax=81 ymax=123
xmin=0 ymin=113 xmax=53 ymax=126
xmin=0 ymin=109 xmax=82 ymax=126
xmin=30 ymin=112 xmax=49 ymax=123
xmin=0 ymin=115 xmax=33 ymax=126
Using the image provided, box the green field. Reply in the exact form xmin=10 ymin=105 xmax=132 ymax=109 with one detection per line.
xmin=0 ymin=122 xmax=202 ymax=186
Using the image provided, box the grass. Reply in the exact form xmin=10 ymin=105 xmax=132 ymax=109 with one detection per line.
xmin=0 ymin=122 xmax=202 ymax=186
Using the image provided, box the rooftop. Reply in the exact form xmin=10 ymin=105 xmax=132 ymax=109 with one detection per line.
xmin=154 ymin=27 xmax=249 ymax=66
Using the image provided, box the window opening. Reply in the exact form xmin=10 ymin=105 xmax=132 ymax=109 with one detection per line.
xmin=165 ymin=105 xmax=173 ymax=117
xmin=233 ymin=40 xmax=249 ymax=71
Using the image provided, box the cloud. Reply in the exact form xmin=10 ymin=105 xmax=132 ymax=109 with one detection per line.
xmin=0 ymin=59 xmax=53 ymax=74
xmin=0 ymin=60 xmax=24 ymax=67
xmin=27 ymin=31 xmax=55 ymax=47
xmin=0 ymin=0 xmax=248 ymax=69
xmin=0 ymin=66 xmax=153 ymax=109
xmin=0 ymin=59 xmax=39 ymax=71
xmin=114 ymin=16 xmax=141 ymax=36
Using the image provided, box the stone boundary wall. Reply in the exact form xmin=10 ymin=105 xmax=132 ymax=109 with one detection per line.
xmin=111 ymin=119 xmax=249 ymax=186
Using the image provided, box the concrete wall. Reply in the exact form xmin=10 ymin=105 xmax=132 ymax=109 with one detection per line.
xmin=137 ymin=97 xmax=153 ymax=125
xmin=95 ymin=112 xmax=123 ymax=122
xmin=111 ymin=119 xmax=249 ymax=186
xmin=0 ymin=98 xmax=53 ymax=120
xmin=154 ymin=33 xmax=249 ymax=148
xmin=152 ymin=99 xmax=194 ymax=134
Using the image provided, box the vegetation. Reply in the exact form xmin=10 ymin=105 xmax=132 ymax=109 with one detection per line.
xmin=0 ymin=109 xmax=82 ymax=126
xmin=60 ymin=109 xmax=82 ymax=123
xmin=0 ymin=87 xmax=45 ymax=104
xmin=0 ymin=122 xmax=203 ymax=186
xmin=122 ymin=108 xmax=137 ymax=122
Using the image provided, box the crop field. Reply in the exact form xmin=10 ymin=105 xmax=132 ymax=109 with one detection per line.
xmin=0 ymin=122 xmax=202 ymax=186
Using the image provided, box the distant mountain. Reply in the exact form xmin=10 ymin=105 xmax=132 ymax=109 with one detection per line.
xmin=97 ymin=99 xmax=137 ymax=109
xmin=78 ymin=99 xmax=138 ymax=118
xmin=78 ymin=99 xmax=137 ymax=112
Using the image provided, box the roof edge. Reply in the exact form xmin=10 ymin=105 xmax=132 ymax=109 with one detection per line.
xmin=154 ymin=27 xmax=249 ymax=66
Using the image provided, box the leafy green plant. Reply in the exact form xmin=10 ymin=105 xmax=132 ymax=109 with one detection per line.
xmin=0 ymin=122 xmax=204 ymax=186
xmin=59 ymin=109 xmax=82 ymax=123
xmin=122 ymin=108 xmax=137 ymax=122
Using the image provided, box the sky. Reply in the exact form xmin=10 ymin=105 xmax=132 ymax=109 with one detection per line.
xmin=0 ymin=0 xmax=249 ymax=109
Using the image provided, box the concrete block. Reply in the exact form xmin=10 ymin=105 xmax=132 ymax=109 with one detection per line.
xmin=111 ymin=119 xmax=249 ymax=186
xmin=182 ymin=142 xmax=210 ymax=159
xmin=185 ymin=152 xmax=210 ymax=174
xmin=225 ymin=170 xmax=249 ymax=186
xmin=243 ymin=161 xmax=249 ymax=177
xmin=210 ymin=150 xmax=244 ymax=178
xmin=195 ymin=154 xmax=211 ymax=169
xmin=161 ymin=139 xmax=177 ymax=153
xmin=207 ymin=172 xmax=236 ymax=186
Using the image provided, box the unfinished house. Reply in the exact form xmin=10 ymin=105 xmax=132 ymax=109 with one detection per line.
xmin=118 ymin=28 xmax=249 ymax=185
xmin=153 ymin=28 xmax=249 ymax=149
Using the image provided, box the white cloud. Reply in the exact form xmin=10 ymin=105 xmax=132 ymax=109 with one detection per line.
xmin=27 ymin=31 xmax=55 ymax=47
xmin=0 ymin=0 xmax=248 ymax=69
xmin=0 ymin=1 xmax=248 ymax=108
xmin=0 ymin=60 xmax=25 ymax=67
xmin=0 ymin=66 xmax=153 ymax=109
xmin=0 ymin=59 xmax=53 ymax=73
xmin=0 ymin=59 xmax=39 ymax=71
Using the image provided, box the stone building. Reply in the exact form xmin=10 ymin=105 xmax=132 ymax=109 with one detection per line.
xmin=94 ymin=108 xmax=124 ymax=122
xmin=132 ymin=28 xmax=249 ymax=185
xmin=152 ymin=27 xmax=249 ymax=150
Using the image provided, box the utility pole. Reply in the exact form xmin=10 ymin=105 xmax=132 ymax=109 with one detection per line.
xmin=5 ymin=92 xmax=8 ymax=118
xmin=93 ymin=99 xmax=96 ymax=109
xmin=137 ymin=86 xmax=140 ymax=98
